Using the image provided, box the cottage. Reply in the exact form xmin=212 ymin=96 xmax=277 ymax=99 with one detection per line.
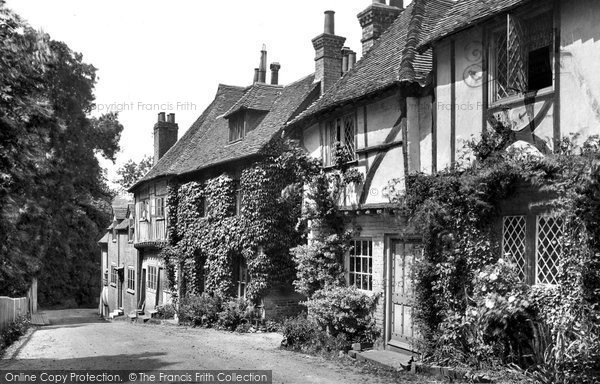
xmin=287 ymin=0 xmax=453 ymax=351
xmin=128 ymin=47 xmax=320 ymax=318
xmin=420 ymin=0 xmax=600 ymax=286
xmin=98 ymin=196 xmax=136 ymax=318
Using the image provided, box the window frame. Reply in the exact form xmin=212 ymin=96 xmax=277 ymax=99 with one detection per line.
xmin=127 ymin=267 xmax=135 ymax=293
xmin=147 ymin=265 xmax=158 ymax=291
xmin=487 ymin=6 xmax=555 ymax=106
xmin=155 ymin=197 xmax=165 ymax=219
xmin=128 ymin=218 xmax=135 ymax=243
xmin=139 ymin=200 xmax=149 ymax=222
xmin=535 ymin=215 xmax=563 ymax=286
xmin=228 ymin=112 xmax=246 ymax=143
xmin=110 ymin=264 xmax=118 ymax=287
xmin=346 ymin=238 xmax=374 ymax=292
xmin=323 ymin=112 xmax=357 ymax=167
xmin=500 ymin=213 xmax=563 ymax=286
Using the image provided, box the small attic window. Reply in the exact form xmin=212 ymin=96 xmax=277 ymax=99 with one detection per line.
xmin=229 ymin=112 xmax=245 ymax=143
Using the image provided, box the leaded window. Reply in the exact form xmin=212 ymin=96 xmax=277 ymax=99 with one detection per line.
xmin=502 ymin=216 xmax=527 ymax=280
xmin=348 ymin=239 xmax=373 ymax=291
xmin=490 ymin=10 xmax=554 ymax=102
xmin=323 ymin=113 xmax=356 ymax=167
xmin=536 ymin=215 xmax=563 ymax=285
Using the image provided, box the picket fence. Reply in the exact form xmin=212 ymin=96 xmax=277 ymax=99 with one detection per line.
xmin=0 ymin=278 xmax=38 ymax=332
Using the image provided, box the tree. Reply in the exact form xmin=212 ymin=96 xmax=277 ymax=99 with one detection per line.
xmin=0 ymin=2 xmax=123 ymax=306
xmin=114 ymin=155 xmax=153 ymax=191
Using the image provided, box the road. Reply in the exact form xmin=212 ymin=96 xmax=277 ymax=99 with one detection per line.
xmin=0 ymin=309 xmax=435 ymax=384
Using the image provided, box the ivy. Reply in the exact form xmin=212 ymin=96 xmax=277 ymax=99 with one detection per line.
xmin=161 ymin=138 xmax=320 ymax=302
xmin=386 ymin=128 xmax=600 ymax=382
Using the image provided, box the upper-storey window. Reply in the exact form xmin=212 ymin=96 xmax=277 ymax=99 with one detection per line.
xmin=155 ymin=197 xmax=165 ymax=218
xmin=489 ymin=9 xmax=553 ymax=103
xmin=229 ymin=112 xmax=245 ymax=143
xmin=323 ymin=113 xmax=356 ymax=167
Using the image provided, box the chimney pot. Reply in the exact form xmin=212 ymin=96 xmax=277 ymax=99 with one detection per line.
xmin=348 ymin=51 xmax=357 ymax=70
xmin=253 ymin=68 xmax=259 ymax=84
xmin=167 ymin=113 xmax=175 ymax=123
xmin=389 ymin=0 xmax=404 ymax=8
xmin=324 ymin=10 xmax=335 ymax=34
xmin=270 ymin=62 xmax=281 ymax=85
xmin=259 ymin=46 xmax=267 ymax=83
xmin=158 ymin=112 xmax=166 ymax=122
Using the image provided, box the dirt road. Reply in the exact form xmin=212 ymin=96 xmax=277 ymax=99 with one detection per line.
xmin=0 ymin=309 xmax=434 ymax=384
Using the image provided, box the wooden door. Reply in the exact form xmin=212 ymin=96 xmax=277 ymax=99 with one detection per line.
xmin=389 ymin=240 xmax=420 ymax=350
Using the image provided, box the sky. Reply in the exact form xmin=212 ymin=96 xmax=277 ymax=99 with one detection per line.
xmin=5 ymin=0 xmax=411 ymax=185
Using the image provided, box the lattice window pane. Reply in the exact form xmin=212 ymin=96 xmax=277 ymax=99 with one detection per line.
xmin=507 ymin=14 xmax=527 ymax=95
xmin=493 ymin=28 xmax=509 ymax=100
xmin=502 ymin=216 xmax=527 ymax=281
xmin=536 ymin=216 xmax=563 ymax=285
xmin=343 ymin=115 xmax=356 ymax=160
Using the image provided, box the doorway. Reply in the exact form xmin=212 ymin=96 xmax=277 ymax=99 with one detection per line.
xmin=387 ymin=239 xmax=421 ymax=351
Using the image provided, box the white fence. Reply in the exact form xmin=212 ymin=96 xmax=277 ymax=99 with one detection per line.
xmin=0 ymin=278 xmax=38 ymax=332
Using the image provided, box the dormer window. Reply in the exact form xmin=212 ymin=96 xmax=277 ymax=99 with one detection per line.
xmin=229 ymin=112 xmax=245 ymax=143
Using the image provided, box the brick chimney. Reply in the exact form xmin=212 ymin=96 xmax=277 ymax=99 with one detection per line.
xmin=312 ymin=10 xmax=346 ymax=95
xmin=270 ymin=62 xmax=281 ymax=85
xmin=358 ymin=0 xmax=403 ymax=55
xmin=153 ymin=112 xmax=178 ymax=165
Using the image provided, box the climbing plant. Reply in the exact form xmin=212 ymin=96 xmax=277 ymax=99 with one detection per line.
xmin=160 ymin=138 xmax=320 ymax=302
xmin=385 ymin=128 xmax=600 ymax=382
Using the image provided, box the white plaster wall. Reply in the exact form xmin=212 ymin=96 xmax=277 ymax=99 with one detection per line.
xmin=559 ymin=0 xmax=600 ymax=142
xmin=435 ymin=41 xmax=452 ymax=170
xmin=419 ymin=95 xmax=433 ymax=173
xmin=407 ymin=97 xmax=421 ymax=173
xmin=366 ymin=94 xmax=401 ymax=146
xmin=454 ymin=27 xmax=484 ymax=153
xmin=302 ymin=123 xmax=321 ymax=159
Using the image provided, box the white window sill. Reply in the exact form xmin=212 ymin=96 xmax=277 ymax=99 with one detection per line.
xmin=127 ymin=289 xmax=135 ymax=295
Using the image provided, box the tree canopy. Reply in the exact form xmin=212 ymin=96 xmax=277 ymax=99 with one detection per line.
xmin=0 ymin=2 xmax=123 ymax=306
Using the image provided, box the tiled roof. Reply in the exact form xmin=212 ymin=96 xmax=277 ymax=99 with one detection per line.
xmin=288 ymin=0 xmax=452 ymax=126
xmin=97 ymin=232 xmax=109 ymax=244
xmin=114 ymin=219 xmax=130 ymax=231
xmin=418 ymin=0 xmax=530 ymax=50
xmin=113 ymin=208 xmax=128 ymax=220
xmin=223 ymin=83 xmax=282 ymax=118
xmin=132 ymin=75 xmax=318 ymax=189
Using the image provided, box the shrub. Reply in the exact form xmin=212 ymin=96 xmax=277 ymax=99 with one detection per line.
xmin=178 ymin=293 xmax=223 ymax=326
xmin=155 ymin=304 xmax=176 ymax=319
xmin=0 ymin=315 xmax=29 ymax=354
xmin=290 ymin=235 xmax=348 ymax=297
xmin=280 ymin=313 xmax=350 ymax=354
xmin=305 ymin=286 xmax=380 ymax=343
xmin=217 ymin=297 xmax=259 ymax=331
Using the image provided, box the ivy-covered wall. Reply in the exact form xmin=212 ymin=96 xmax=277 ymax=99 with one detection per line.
xmin=162 ymin=140 xmax=318 ymax=305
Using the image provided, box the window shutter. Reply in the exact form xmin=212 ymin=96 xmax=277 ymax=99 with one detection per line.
xmin=507 ymin=14 xmax=527 ymax=94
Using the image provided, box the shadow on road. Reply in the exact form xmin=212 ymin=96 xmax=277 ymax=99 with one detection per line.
xmin=42 ymin=308 xmax=107 ymax=326
xmin=0 ymin=352 xmax=174 ymax=371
